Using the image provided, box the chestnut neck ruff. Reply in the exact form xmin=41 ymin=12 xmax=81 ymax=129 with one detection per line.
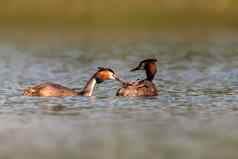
xmin=145 ymin=62 xmax=157 ymax=81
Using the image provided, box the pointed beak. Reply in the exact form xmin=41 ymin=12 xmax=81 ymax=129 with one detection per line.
xmin=113 ymin=74 xmax=126 ymax=84
xmin=130 ymin=66 xmax=141 ymax=72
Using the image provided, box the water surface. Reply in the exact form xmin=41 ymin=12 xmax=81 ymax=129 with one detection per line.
xmin=0 ymin=31 xmax=238 ymax=159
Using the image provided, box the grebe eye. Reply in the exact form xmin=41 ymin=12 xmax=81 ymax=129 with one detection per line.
xmin=95 ymin=77 xmax=103 ymax=83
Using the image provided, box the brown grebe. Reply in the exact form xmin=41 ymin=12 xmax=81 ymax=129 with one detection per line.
xmin=23 ymin=67 xmax=122 ymax=97
xmin=116 ymin=59 xmax=158 ymax=96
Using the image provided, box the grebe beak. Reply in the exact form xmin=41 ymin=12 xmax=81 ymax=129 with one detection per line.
xmin=130 ymin=66 xmax=141 ymax=72
xmin=113 ymin=74 xmax=126 ymax=84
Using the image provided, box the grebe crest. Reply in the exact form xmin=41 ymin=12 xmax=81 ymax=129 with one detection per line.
xmin=94 ymin=67 xmax=121 ymax=83
xmin=130 ymin=58 xmax=157 ymax=81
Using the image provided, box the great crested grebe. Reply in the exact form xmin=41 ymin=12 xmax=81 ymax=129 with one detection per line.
xmin=23 ymin=67 xmax=122 ymax=97
xmin=116 ymin=58 xmax=158 ymax=96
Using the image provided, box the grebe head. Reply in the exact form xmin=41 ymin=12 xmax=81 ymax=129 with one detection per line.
xmin=94 ymin=67 xmax=122 ymax=83
xmin=130 ymin=58 xmax=157 ymax=81
xmin=80 ymin=67 xmax=122 ymax=96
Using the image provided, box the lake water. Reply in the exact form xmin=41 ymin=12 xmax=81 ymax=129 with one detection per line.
xmin=0 ymin=30 xmax=238 ymax=159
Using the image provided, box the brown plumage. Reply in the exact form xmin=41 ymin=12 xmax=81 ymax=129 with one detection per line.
xmin=23 ymin=67 xmax=122 ymax=97
xmin=116 ymin=59 xmax=158 ymax=96
xmin=23 ymin=83 xmax=79 ymax=96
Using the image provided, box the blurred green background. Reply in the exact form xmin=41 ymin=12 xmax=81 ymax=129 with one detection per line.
xmin=0 ymin=0 xmax=238 ymax=29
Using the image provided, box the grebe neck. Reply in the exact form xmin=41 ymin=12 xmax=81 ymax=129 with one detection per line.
xmin=145 ymin=69 xmax=157 ymax=81
xmin=80 ymin=77 xmax=97 ymax=96
xmin=145 ymin=63 xmax=157 ymax=81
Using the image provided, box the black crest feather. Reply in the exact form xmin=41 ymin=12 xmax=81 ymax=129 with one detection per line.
xmin=97 ymin=67 xmax=115 ymax=74
xmin=130 ymin=58 xmax=157 ymax=72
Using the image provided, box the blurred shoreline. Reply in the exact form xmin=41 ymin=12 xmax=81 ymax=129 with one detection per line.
xmin=0 ymin=0 xmax=238 ymax=31
xmin=1 ymin=0 xmax=238 ymax=44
